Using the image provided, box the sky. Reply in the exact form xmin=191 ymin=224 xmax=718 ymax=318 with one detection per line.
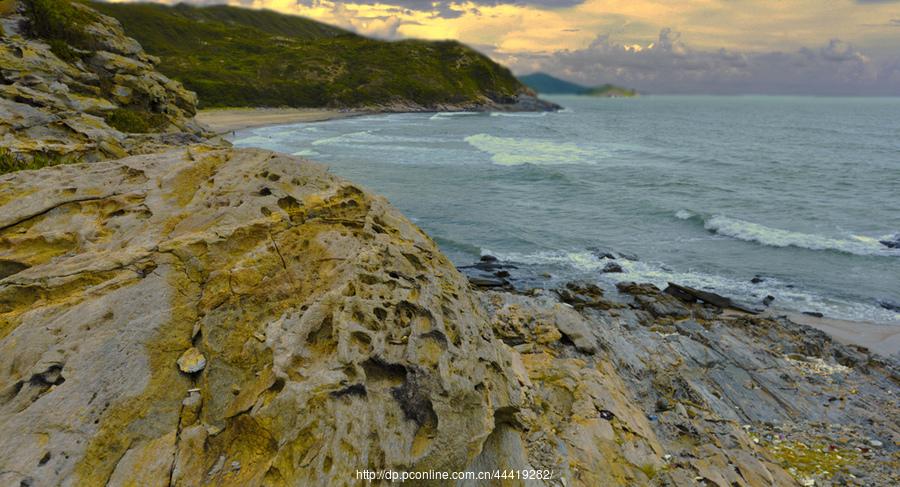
xmin=108 ymin=1 xmax=900 ymax=95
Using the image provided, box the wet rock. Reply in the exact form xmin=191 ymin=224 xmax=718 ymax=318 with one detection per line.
xmin=879 ymin=234 xmax=900 ymax=249
xmin=602 ymin=262 xmax=624 ymax=273
xmin=803 ymin=311 xmax=825 ymax=318
xmin=616 ymin=281 xmax=660 ymax=296
xmin=877 ymin=300 xmax=900 ymax=312
xmin=665 ymin=282 xmax=761 ymax=314
xmin=751 ymin=275 xmax=765 ymax=284
xmin=763 ymin=295 xmax=775 ymax=306
xmin=466 ymin=275 xmax=509 ymax=288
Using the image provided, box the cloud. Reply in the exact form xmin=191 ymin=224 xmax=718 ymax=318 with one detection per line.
xmin=496 ymin=29 xmax=900 ymax=95
xmin=295 ymin=0 xmax=585 ymax=19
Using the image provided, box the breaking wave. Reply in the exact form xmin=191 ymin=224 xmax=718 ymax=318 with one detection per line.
xmin=675 ymin=211 xmax=897 ymax=257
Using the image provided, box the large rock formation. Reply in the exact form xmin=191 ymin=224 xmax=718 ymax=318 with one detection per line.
xmin=0 ymin=2 xmax=897 ymax=486
xmin=1 ymin=0 xmax=206 ymax=162
xmin=3 ymin=147 xmax=896 ymax=486
xmin=0 ymin=147 xmax=525 ymax=486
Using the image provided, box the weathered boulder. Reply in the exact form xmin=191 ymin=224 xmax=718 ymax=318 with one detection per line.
xmin=0 ymin=147 xmax=525 ymax=486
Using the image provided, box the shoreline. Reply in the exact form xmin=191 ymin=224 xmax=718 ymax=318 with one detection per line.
xmin=196 ymin=107 xmax=363 ymax=133
xmin=774 ymin=310 xmax=900 ymax=357
xmin=208 ymin=107 xmax=900 ymax=359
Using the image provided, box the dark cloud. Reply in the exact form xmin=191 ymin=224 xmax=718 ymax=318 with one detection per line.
xmin=496 ymin=29 xmax=900 ymax=95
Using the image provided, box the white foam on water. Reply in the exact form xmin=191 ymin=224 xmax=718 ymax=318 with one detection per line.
xmin=482 ymin=249 xmax=606 ymax=271
xmin=430 ymin=112 xmax=481 ymax=120
xmin=231 ymin=135 xmax=272 ymax=146
xmin=480 ymin=248 xmax=900 ymax=323
xmin=489 ymin=112 xmax=549 ymax=118
xmin=310 ymin=130 xmax=374 ymax=146
xmin=291 ymin=149 xmax=320 ymax=157
xmin=675 ymin=209 xmax=694 ymax=220
xmin=702 ymin=215 xmax=895 ymax=256
xmin=464 ymin=133 xmax=596 ymax=166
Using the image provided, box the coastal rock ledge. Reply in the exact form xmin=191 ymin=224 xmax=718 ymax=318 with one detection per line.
xmin=1 ymin=147 xmax=899 ymax=486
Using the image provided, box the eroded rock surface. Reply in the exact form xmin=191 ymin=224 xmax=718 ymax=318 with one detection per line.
xmin=1 ymin=148 xmax=898 ymax=486
xmin=1 ymin=0 xmax=207 ymax=162
xmin=0 ymin=147 xmax=527 ymax=486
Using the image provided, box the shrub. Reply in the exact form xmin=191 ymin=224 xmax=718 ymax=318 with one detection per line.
xmin=105 ymin=108 xmax=169 ymax=133
xmin=23 ymin=0 xmax=97 ymax=55
xmin=0 ymin=148 xmax=80 ymax=175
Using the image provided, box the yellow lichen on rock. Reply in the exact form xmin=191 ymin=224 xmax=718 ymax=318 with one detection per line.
xmin=0 ymin=147 xmax=525 ymax=486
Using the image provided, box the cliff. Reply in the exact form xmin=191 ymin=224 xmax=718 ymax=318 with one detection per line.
xmin=86 ymin=2 xmax=555 ymax=112
xmin=0 ymin=0 xmax=207 ymax=167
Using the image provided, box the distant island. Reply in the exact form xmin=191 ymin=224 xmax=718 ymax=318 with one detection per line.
xmin=87 ymin=2 xmax=554 ymax=111
xmin=519 ymin=72 xmax=638 ymax=97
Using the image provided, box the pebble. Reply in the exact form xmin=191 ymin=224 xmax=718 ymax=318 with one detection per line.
xmin=176 ymin=347 xmax=207 ymax=374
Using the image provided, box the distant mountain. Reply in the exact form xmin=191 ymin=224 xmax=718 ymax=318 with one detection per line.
xmin=519 ymin=72 xmax=638 ymax=97
xmin=518 ymin=73 xmax=588 ymax=94
xmin=87 ymin=2 xmax=554 ymax=111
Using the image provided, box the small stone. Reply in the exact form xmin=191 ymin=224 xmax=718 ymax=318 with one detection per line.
xmin=177 ymin=347 xmax=206 ymax=374
xmin=868 ymin=439 xmax=883 ymax=448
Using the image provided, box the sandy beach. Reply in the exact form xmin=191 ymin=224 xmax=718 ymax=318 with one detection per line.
xmin=196 ymin=107 xmax=361 ymax=133
xmin=771 ymin=311 xmax=900 ymax=357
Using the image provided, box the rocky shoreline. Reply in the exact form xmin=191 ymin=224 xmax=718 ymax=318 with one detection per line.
xmin=3 ymin=145 xmax=896 ymax=486
xmin=1 ymin=2 xmax=898 ymax=485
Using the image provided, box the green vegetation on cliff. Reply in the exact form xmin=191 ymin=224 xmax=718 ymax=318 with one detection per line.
xmin=0 ymin=148 xmax=79 ymax=175
xmin=23 ymin=0 xmax=97 ymax=61
xmin=86 ymin=2 xmax=527 ymax=109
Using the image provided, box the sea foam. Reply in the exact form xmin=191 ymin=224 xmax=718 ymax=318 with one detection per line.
xmin=465 ymin=134 xmax=595 ymax=166
xmin=481 ymin=248 xmax=900 ymax=323
xmin=703 ymin=215 xmax=894 ymax=256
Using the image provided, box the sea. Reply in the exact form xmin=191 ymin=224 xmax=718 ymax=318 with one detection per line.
xmin=234 ymin=95 xmax=900 ymax=324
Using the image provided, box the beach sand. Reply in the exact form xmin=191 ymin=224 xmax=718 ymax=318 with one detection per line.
xmin=746 ymin=309 xmax=900 ymax=357
xmin=196 ymin=107 xmax=360 ymax=133
xmin=779 ymin=311 xmax=900 ymax=357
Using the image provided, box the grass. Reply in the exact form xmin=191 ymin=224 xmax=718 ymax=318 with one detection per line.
xmin=23 ymin=0 xmax=98 ymax=60
xmin=105 ymin=108 xmax=169 ymax=133
xmin=0 ymin=0 xmax=17 ymax=16
xmin=86 ymin=1 xmax=526 ymax=109
xmin=0 ymin=148 xmax=80 ymax=175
